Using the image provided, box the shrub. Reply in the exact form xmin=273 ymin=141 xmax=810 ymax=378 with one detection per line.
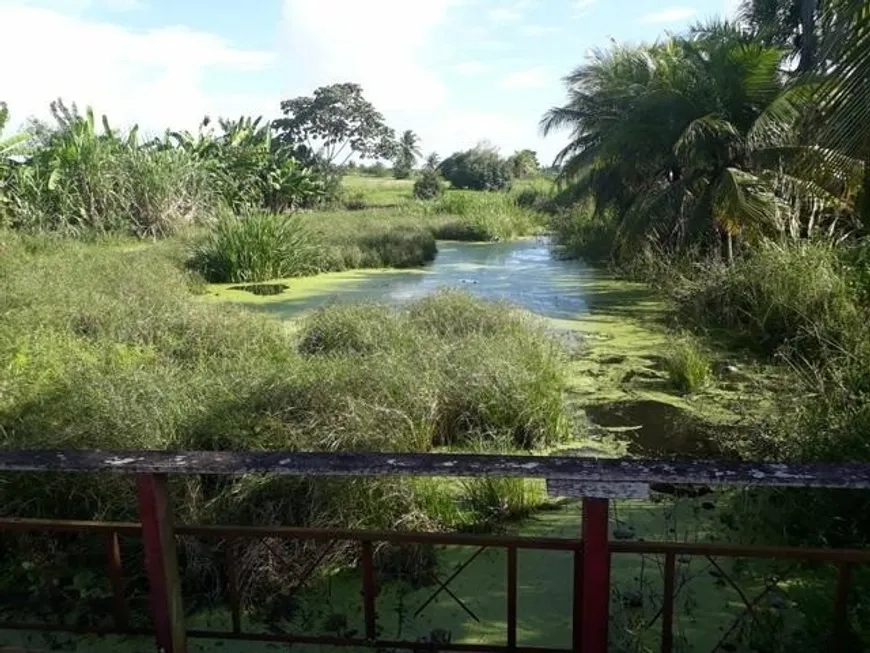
xmin=438 ymin=148 xmax=512 ymax=191
xmin=189 ymin=211 xmax=322 ymax=283
xmin=413 ymin=170 xmax=444 ymax=200
xmin=663 ymin=336 xmax=712 ymax=393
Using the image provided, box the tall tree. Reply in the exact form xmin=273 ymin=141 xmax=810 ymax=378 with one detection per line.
xmin=424 ymin=151 xmax=440 ymax=171
xmin=274 ymin=83 xmax=396 ymax=167
xmin=393 ymin=130 xmax=421 ymax=179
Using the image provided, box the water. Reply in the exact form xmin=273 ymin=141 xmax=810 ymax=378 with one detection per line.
xmin=227 ymin=238 xmax=597 ymax=321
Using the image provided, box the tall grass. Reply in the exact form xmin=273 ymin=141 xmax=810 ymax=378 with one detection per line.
xmin=430 ymin=191 xmax=545 ymax=241
xmin=189 ymin=212 xmax=322 ymax=282
xmin=10 ymin=137 xmax=215 ymax=237
xmin=0 ymin=234 xmax=570 ymax=602
xmin=670 ymin=241 xmax=864 ymax=359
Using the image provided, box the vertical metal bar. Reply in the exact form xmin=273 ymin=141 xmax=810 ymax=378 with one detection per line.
xmin=361 ymin=540 xmax=377 ymax=641
xmin=506 ymin=545 xmax=517 ymax=649
xmin=106 ymin=531 xmax=129 ymax=630
xmin=831 ymin=562 xmax=853 ymax=653
xmin=572 ymin=546 xmax=583 ymax=653
xmin=225 ymin=539 xmax=241 ymax=635
xmin=580 ymin=498 xmax=610 ymax=653
xmin=661 ymin=552 xmax=676 ymax=653
xmin=137 ymin=473 xmax=187 ymax=653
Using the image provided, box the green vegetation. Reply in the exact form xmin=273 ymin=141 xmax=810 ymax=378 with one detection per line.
xmin=413 ymin=169 xmax=445 ymax=200
xmin=393 ymin=129 xmax=421 ymax=179
xmin=663 ymin=335 xmax=712 ymax=394
xmin=539 ymin=1 xmax=870 ymax=644
xmin=438 ymin=145 xmax=513 ymax=191
xmin=189 ymin=212 xmax=321 ymax=283
xmin=0 ymin=233 xmax=570 ymax=608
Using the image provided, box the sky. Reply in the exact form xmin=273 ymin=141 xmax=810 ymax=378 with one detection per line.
xmin=0 ymin=0 xmax=742 ymax=165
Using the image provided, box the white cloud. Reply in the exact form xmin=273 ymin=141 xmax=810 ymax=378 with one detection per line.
xmin=454 ymin=60 xmax=490 ymax=75
xmin=636 ymin=6 xmax=697 ymax=24
xmin=0 ymin=3 xmax=276 ymax=133
xmin=280 ymin=0 xmax=457 ymax=113
xmin=499 ymin=66 xmax=550 ymax=89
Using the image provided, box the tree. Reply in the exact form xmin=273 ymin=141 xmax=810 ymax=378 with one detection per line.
xmin=510 ymin=149 xmax=540 ymax=178
xmin=393 ymin=129 xmax=421 ymax=179
xmin=739 ymin=0 xmax=818 ymax=71
xmin=274 ymin=83 xmax=396 ymax=167
xmin=424 ymin=152 xmax=440 ymax=171
xmin=541 ymin=24 xmax=855 ymax=260
xmin=438 ymin=146 xmax=512 ymax=191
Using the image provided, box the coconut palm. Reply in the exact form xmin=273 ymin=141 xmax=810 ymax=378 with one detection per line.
xmin=811 ymin=0 xmax=870 ymax=223
xmin=393 ymin=130 xmax=421 ymax=179
xmin=541 ymin=23 xmax=854 ymax=259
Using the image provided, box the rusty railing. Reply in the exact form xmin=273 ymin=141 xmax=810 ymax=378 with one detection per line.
xmin=0 ymin=450 xmax=869 ymax=653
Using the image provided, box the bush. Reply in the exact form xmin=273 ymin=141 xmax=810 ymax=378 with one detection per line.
xmin=413 ymin=170 xmax=444 ymax=200
xmin=189 ymin=212 xmax=322 ymax=283
xmin=438 ymin=148 xmax=512 ymax=191
xmin=663 ymin=336 xmax=712 ymax=393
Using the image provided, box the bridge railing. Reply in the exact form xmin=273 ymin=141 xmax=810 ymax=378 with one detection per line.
xmin=0 ymin=450 xmax=869 ymax=653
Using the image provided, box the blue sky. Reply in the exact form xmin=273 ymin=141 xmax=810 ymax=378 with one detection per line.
xmin=1 ymin=0 xmax=739 ymax=163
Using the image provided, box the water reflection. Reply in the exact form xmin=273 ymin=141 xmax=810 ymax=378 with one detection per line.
xmin=244 ymin=238 xmax=596 ymax=321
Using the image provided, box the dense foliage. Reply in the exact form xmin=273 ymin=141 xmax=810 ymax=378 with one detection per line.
xmin=413 ymin=169 xmax=445 ymax=200
xmin=438 ymin=146 xmax=513 ymax=191
xmin=274 ymin=83 xmax=396 ymax=166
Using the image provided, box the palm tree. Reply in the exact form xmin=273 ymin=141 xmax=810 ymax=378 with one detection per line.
xmin=541 ymin=24 xmax=853 ymax=259
xmin=424 ymin=151 xmax=440 ymax=171
xmin=740 ymin=0 xmax=818 ymax=71
xmin=394 ymin=130 xmax=421 ymax=179
xmin=812 ymin=0 xmax=870 ymax=225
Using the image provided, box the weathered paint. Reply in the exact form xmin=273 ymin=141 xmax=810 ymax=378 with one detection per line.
xmin=3 ymin=450 xmax=870 ymax=489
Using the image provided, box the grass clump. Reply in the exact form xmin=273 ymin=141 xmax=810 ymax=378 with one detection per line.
xmin=189 ymin=211 xmax=321 ymax=282
xmin=663 ymin=335 xmax=712 ymax=393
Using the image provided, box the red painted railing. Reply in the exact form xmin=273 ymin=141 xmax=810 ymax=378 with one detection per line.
xmin=0 ymin=450 xmax=869 ymax=653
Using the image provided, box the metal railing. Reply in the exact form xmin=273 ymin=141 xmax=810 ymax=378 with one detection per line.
xmin=0 ymin=450 xmax=869 ymax=653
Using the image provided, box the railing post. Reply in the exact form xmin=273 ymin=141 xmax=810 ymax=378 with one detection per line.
xmin=579 ymin=497 xmax=610 ymax=653
xmin=137 ymin=473 xmax=186 ymax=653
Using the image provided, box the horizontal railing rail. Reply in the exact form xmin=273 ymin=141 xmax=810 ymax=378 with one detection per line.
xmin=0 ymin=450 xmax=868 ymax=653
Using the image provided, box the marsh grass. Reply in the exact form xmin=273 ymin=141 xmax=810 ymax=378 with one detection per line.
xmin=663 ymin=336 xmax=712 ymax=393
xmin=0 ymin=234 xmax=570 ymax=604
xmin=189 ymin=211 xmax=322 ymax=282
xmin=430 ymin=191 xmax=545 ymax=241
